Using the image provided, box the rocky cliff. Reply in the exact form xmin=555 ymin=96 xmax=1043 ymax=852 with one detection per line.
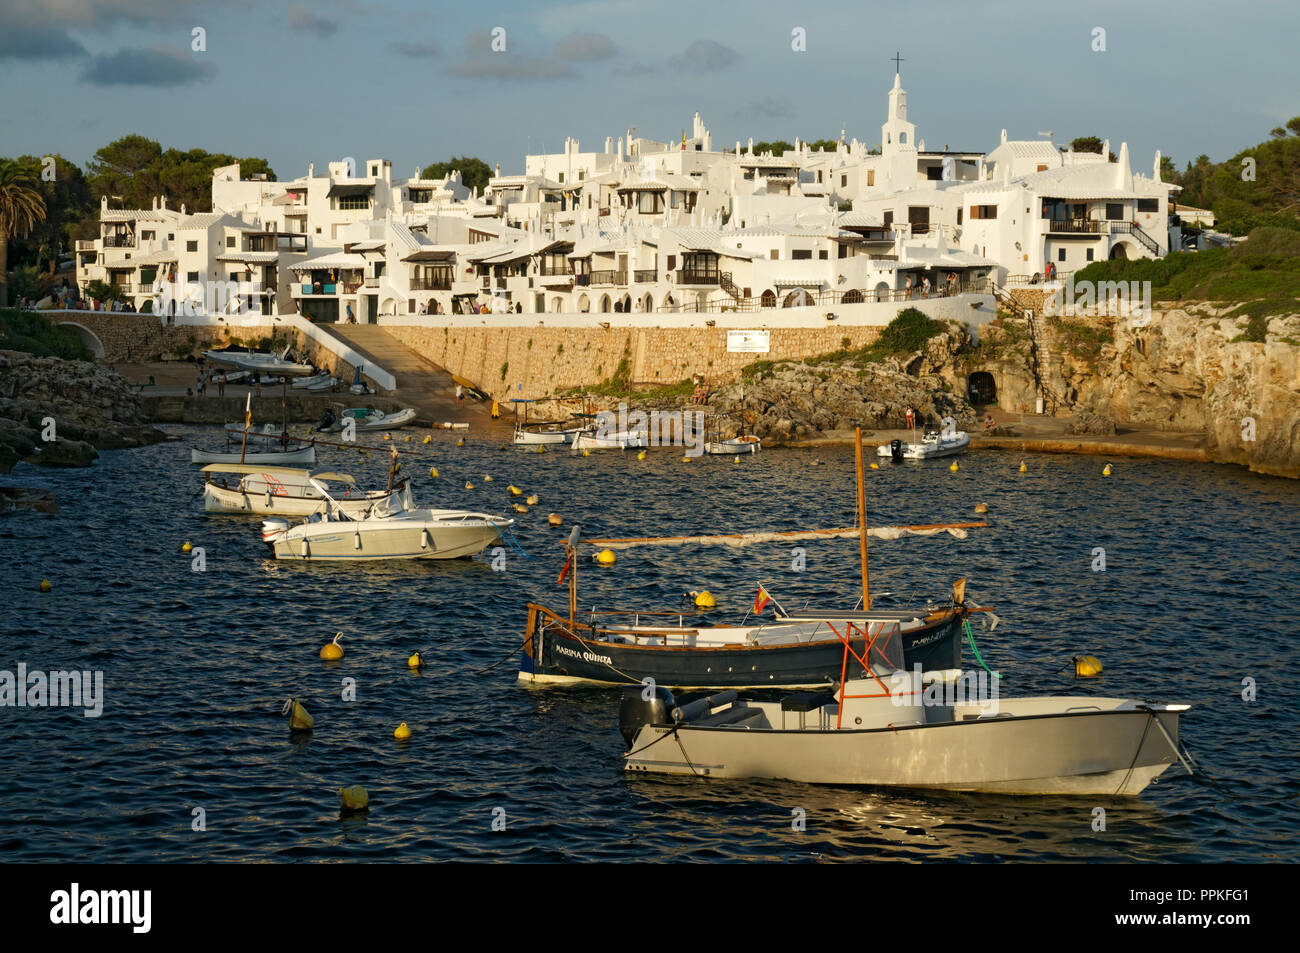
xmin=0 ymin=350 xmax=167 ymax=473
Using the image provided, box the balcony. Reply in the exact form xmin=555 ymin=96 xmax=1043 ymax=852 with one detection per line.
xmin=76 ymin=240 xmax=96 ymax=251
xmin=633 ymin=269 xmax=658 ymax=283
xmin=677 ymin=270 xmax=720 ymax=285
xmin=102 ymin=236 xmax=135 ymax=249
xmin=300 ymin=283 xmax=339 ymax=295
xmin=589 ymin=270 xmax=626 ymax=286
xmin=1045 ymin=219 xmax=1102 ymax=234
xmin=539 ymin=266 xmax=574 ymax=277
xmin=411 ymin=278 xmax=452 ymax=291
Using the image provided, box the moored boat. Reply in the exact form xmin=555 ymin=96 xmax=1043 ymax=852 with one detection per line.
xmin=202 ymin=464 xmax=398 ymax=517
xmin=878 ymin=428 xmax=970 ymax=461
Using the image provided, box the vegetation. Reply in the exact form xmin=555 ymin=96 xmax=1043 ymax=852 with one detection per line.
xmin=0 ymin=161 xmax=48 ymax=307
xmin=1064 ymin=136 xmax=1117 ymax=161
xmin=1045 ymin=315 xmax=1114 ymax=363
xmin=420 ymin=157 xmax=492 ymax=192
xmin=0 ymin=307 xmax=92 ymax=359
xmin=1167 ymin=120 xmax=1300 ymax=235
xmin=741 ymin=308 xmax=953 ymax=379
xmin=83 ymin=279 xmax=125 ymax=305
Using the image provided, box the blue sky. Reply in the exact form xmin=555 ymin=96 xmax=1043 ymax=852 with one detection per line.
xmin=1 ymin=0 xmax=1296 ymax=179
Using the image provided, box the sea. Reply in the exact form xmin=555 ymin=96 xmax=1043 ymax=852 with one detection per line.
xmin=1 ymin=426 xmax=1297 ymax=862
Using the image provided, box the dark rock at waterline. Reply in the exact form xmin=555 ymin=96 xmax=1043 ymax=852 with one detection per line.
xmin=0 ymin=350 xmax=167 ymax=473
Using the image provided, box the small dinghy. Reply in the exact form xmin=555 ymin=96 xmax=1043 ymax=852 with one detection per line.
xmin=317 ymin=406 xmax=417 ymax=433
xmin=571 ymin=429 xmax=647 ymax=451
xmin=292 ymin=372 xmax=331 ymax=389
xmin=191 ymin=443 xmax=315 ymax=465
xmin=705 ymin=435 xmax=761 ymax=455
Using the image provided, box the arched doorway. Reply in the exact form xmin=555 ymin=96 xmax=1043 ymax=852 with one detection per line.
xmin=621 ymin=294 xmax=632 ymax=312
xmin=760 ymin=289 xmax=776 ymax=308
xmin=56 ymin=322 xmax=105 ymax=358
xmin=600 ymin=294 xmax=611 ymax=312
xmin=663 ymin=294 xmax=675 ymax=309
xmin=1109 ymin=242 xmax=1130 ymax=260
xmin=577 ymin=293 xmax=590 ymax=312
xmin=968 ymin=371 xmax=997 ymax=405
xmin=843 ymin=289 xmax=863 ymax=304
xmin=643 ymin=293 xmax=654 ymax=312
xmin=873 ymin=281 xmax=891 ymax=300
xmin=551 ymin=296 xmax=563 ymax=312
xmin=783 ymin=288 xmax=812 ymax=308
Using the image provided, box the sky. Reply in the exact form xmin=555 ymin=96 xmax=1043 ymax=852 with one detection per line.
xmin=1 ymin=0 xmax=1297 ymax=180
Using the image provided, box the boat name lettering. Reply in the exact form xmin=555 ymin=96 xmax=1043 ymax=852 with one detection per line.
xmin=556 ymin=645 xmax=613 ymax=666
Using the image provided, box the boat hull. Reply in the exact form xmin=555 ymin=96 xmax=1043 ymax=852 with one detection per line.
xmin=624 ymin=701 xmax=1183 ymax=796
xmin=191 ymin=446 xmax=316 ymax=465
xmin=877 ymin=432 xmax=970 ymax=460
xmin=571 ymin=431 xmax=647 ymax=451
xmin=203 ymin=482 xmax=378 ymax=517
xmin=705 ymin=438 xmax=761 ymax=455
xmin=270 ymin=519 xmax=504 ymax=560
xmin=519 ymin=606 xmax=964 ymax=689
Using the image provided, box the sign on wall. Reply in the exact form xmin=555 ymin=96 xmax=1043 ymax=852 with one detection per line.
xmin=727 ymin=330 xmax=770 ymax=353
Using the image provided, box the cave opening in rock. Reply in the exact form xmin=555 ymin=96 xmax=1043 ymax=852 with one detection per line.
xmin=968 ymin=371 xmax=997 ymax=405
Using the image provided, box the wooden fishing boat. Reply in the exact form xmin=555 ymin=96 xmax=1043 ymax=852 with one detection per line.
xmin=193 ymin=392 xmax=316 ymax=465
xmin=705 ymin=434 xmax=761 ymax=455
xmin=202 ymin=465 xmax=397 ymax=517
xmin=520 ymin=429 xmax=991 ymax=689
xmin=317 ymin=406 xmax=417 ymax=433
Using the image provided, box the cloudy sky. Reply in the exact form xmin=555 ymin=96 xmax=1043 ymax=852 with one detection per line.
xmin=1 ymin=0 xmax=1295 ymax=179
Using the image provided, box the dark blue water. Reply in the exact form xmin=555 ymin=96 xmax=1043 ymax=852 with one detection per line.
xmin=2 ymin=427 xmax=1297 ymax=862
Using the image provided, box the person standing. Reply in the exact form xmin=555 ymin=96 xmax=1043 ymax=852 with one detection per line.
xmin=455 ymin=384 xmax=464 ymax=404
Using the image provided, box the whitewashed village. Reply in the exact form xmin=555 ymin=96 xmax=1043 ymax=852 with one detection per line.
xmin=75 ymin=73 xmax=1180 ymax=330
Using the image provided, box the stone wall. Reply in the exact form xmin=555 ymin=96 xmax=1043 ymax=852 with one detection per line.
xmin=384 ymin=324 xmax=888 ymax=398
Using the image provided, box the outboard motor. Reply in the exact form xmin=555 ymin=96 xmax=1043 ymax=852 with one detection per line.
xmin=889 ymin=438 xmax=904 ymax=463
xmin=261 ymin=518 xmax=290 ymax=547
xmin=619 ymin=684 xmax=676 ymax=747
xmin=316 ymin=408 xmax=336 ymax=433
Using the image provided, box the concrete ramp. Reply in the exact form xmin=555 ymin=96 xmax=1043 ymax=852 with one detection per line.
xmin=319 ymin=324 xmax=490 ymax=423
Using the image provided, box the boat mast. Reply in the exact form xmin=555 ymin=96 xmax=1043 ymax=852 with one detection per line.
xmin=567 ymin=526 xmax=579 ymax=626
xmin=855 ymin=425 xmax=871 ymax=610
xmin=240 ymin=392 xmax=251 ymax=464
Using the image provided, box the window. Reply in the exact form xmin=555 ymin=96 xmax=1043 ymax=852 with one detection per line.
xmin=1058 ymin=248 xmax=1067 ymax=262
xmin=1106 ymin=203 xmax=1125 ymax=220
xmin=817 ymin=171 xmax=823 ymax=183
xmin=167 ymin=233 xmax=174 ymax=241
xmin=141 ymin=230 xmax=155 ymax=241
xmin=666 ymin=255 xmax=676 ymax=271
xmin=186 ymin=240 xmax=198 ymax=252
xmin=867 ymin=170 xmax=874 ymax=187
xmin=338 ymin=194 xmax=370 ymax=210
xmin=408 ymin=188 xmax=432 ymax=203
xmin=743 ymin=170 xmax=754 ymax=180
xmin=187 ymin=271 xmax=198 ymax=283
xmin=792 ymin=249 xmax=812 ymax=260
xmin=578 ymin=170 xmax=585 ymax=180
xmin=1037 ymin=164 xmax=1048 ymax=172
xmin=840 ymin=174 xmax=848 ymax=187
xmin=926 ymin=166 xmax=942 ymax=181
xmin=1086 ymin=248 xmax=1094 ymax=261
xmin=558 ymin=172 xmax=564 ymax=183
xmin=818 ymin=249 xmax=828 ymax=260
xmin=226 ymin=236 xmax=236 ymax=248
xmin=969 ymin=205 xmax=997 ymax=220
xmin=229 ymin=272 xmax=240 ymax=283
xmin=838 ymin=244 xmax=848 ymax=259
xmin=1137 ymin=198 xmax=1159 ymax=213
xmin=637 ymin=191 xmax=664 ymax=214
xmin=769 ymin=249 xmax=779 ymax=260
xmin=957 ymin=208 xmax=963 ymax=225
xmin=670 ymin=191 xmax=682 ymax=209
xmin=883 ymin=211 xmax=894 ymax=227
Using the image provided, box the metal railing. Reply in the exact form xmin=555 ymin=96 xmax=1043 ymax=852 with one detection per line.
xmin=102 ymin=236 xmax=135 ymax=248
xmin=655 ymin=279 xmax=992 ymax=313
xmin=1045 ymin=219 xmax=1102 ymax=234
xmin=677 ymin=270 xmax=720 ymax=285
xmin=589 ymin=270 xmax=626 ymax=285
xmin=633 ymin=269 xmax=658 ymax=282
xmin=410 ymin=278 xmax=452 ymax=291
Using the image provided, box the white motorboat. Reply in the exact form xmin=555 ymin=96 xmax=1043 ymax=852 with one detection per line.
xmin=317 ymin=406 xmax=417 ymax=433
xmin=260 ymin=479 xmax=513 ymax=561
xmin=205 ymin=347 xmax=315 ymax=378
xmin=514 ymin=425 xmax=586 ymax=446
xmin=202 ymin=465 xmax=399 ymax=517
xmin=878 ymin=429 xmax=970 ymax=461
xmin=705 ymin=435 xmax=761 ymax=455
xmin=292 ymin=372 xmax=332 ymax=389
xmin=620 ymin=622 xmax=1192 ymax=796
xmin=571 ymin=429 xmax=648 ymax=451
xmin=306 ymin=376 xmax=341 ymax=392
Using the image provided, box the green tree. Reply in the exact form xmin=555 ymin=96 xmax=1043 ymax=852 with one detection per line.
xmin=0 ymin=161 xmax=47 ymax=307
xmin=87 ymin=135 xmax=275 ymax=213
xmin=421 ymin=157 xmax=492 ymax=192
xmin=7 ymin=154 xmax=92 ymax=275
xmin=84 ymin=279 xmax=125 ymax=305
xmin=751 ymin=140 xmax=794 ymax=156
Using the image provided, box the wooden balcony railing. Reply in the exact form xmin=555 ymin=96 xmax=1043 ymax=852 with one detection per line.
xmin=1045 ymin=219 xmax=1102 ymax=234
xmin=677 ymin=270 xmax=720 ymax=285
xmin=633 ymin=269 xmax=657 ymax=282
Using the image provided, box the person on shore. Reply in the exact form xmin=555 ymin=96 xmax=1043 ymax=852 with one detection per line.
xmin=455 ymin=384 xmax=464 ymax=404
xmin=921 ymin=276 xmax=931 ymax=298
xmin=217 ymin=374 xmax=226 ymax=397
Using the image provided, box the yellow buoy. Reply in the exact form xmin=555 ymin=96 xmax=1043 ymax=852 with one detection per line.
xmin=526 ymin=494 xmax=539 ymax=505
xmin=582 ymin=449 xmax=591 ymax=457
xmin=974 ymin=503 xmax=989 ymax=514
xmin=596 ymin=549 xmax=616 ymax=566
xmin=39 ymin=578 xmax=52 ymax=593
xmin=284 ymin=698 xmax=314 ymax=733
xmin=383 ymin=434 xmax=391 ymax=441
xmin=683 ymin=454 xmax=691 ymax=462
xmin=182 ymin=541 xmax=193 ymax=553
xmin=949 ymin=462 xmax=959 ymax=472
xmin=693 ymin=590 xmax=716 ymax=609
xmin=404 ymin=435 xmax=411 ymax=443
xmin=320 ymin=632 xmax=344 ymax=660
xmin=636 ymin=450 xmax=646 ymax=461
xmin=1019 ymin=461 xmax=1028 ymax=473
xmin=408 ymin=651 xmax=424 ymax=670
xmin=734 ymin=456 xmax=740 ymax=463
xmin=1102 ymin=464 xmax=1112 ymax=477
xmin=869 ymin=463 xmax=879 ymax=470
xmin=548 ymin=513 xmax=563 ymax=527
xmin=1072 ymin=655 xmax=1104 ymax=678
xmin=536 ymin=445 xmax=546 ymax=454
xmin=394 ymin=722 xmax=412 ymax=741
xmin=456 ymin=438 xmax=464 ymax=447
xmin=508 ymin=485 xmax=522 ymax=496
xmin=484 ymin=475 xmax=493 ymax=482
xmin=339 ymin=785 xmax=369 ymax=815
xmin=465 ymin=481 xmax=475 ymax=490
xmin=429 ymin=466 xmax=439 ymax=478
xmin=423 ymin=435 xmax=432 ymax=445
xmin=512 ymin=503 xmax=528 ymax=514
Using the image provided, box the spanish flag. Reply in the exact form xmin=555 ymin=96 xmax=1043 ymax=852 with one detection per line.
xmin=557 ymin=552 xmax=573 ymax=586
xmin=753 ymin=585 xmax=771 ymax=615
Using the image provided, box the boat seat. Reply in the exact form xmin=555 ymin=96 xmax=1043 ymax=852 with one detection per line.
xmin=781 ymin=691 xmax=837 ymax=713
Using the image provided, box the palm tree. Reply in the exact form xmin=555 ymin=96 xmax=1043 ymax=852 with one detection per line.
xmin=0 ymin=161 xmax=47 ymax=307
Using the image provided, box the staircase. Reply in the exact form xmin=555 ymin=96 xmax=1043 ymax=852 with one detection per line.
xmin=1113 ymin=221 xmax=1163 ymax=255
xmin=719 ymin=271 xmax=742 ymax=303
xmin=319 ymin=324 xmax=486 ymax=422
xmin=992 ymin=285 xmax=1067 ymax=414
